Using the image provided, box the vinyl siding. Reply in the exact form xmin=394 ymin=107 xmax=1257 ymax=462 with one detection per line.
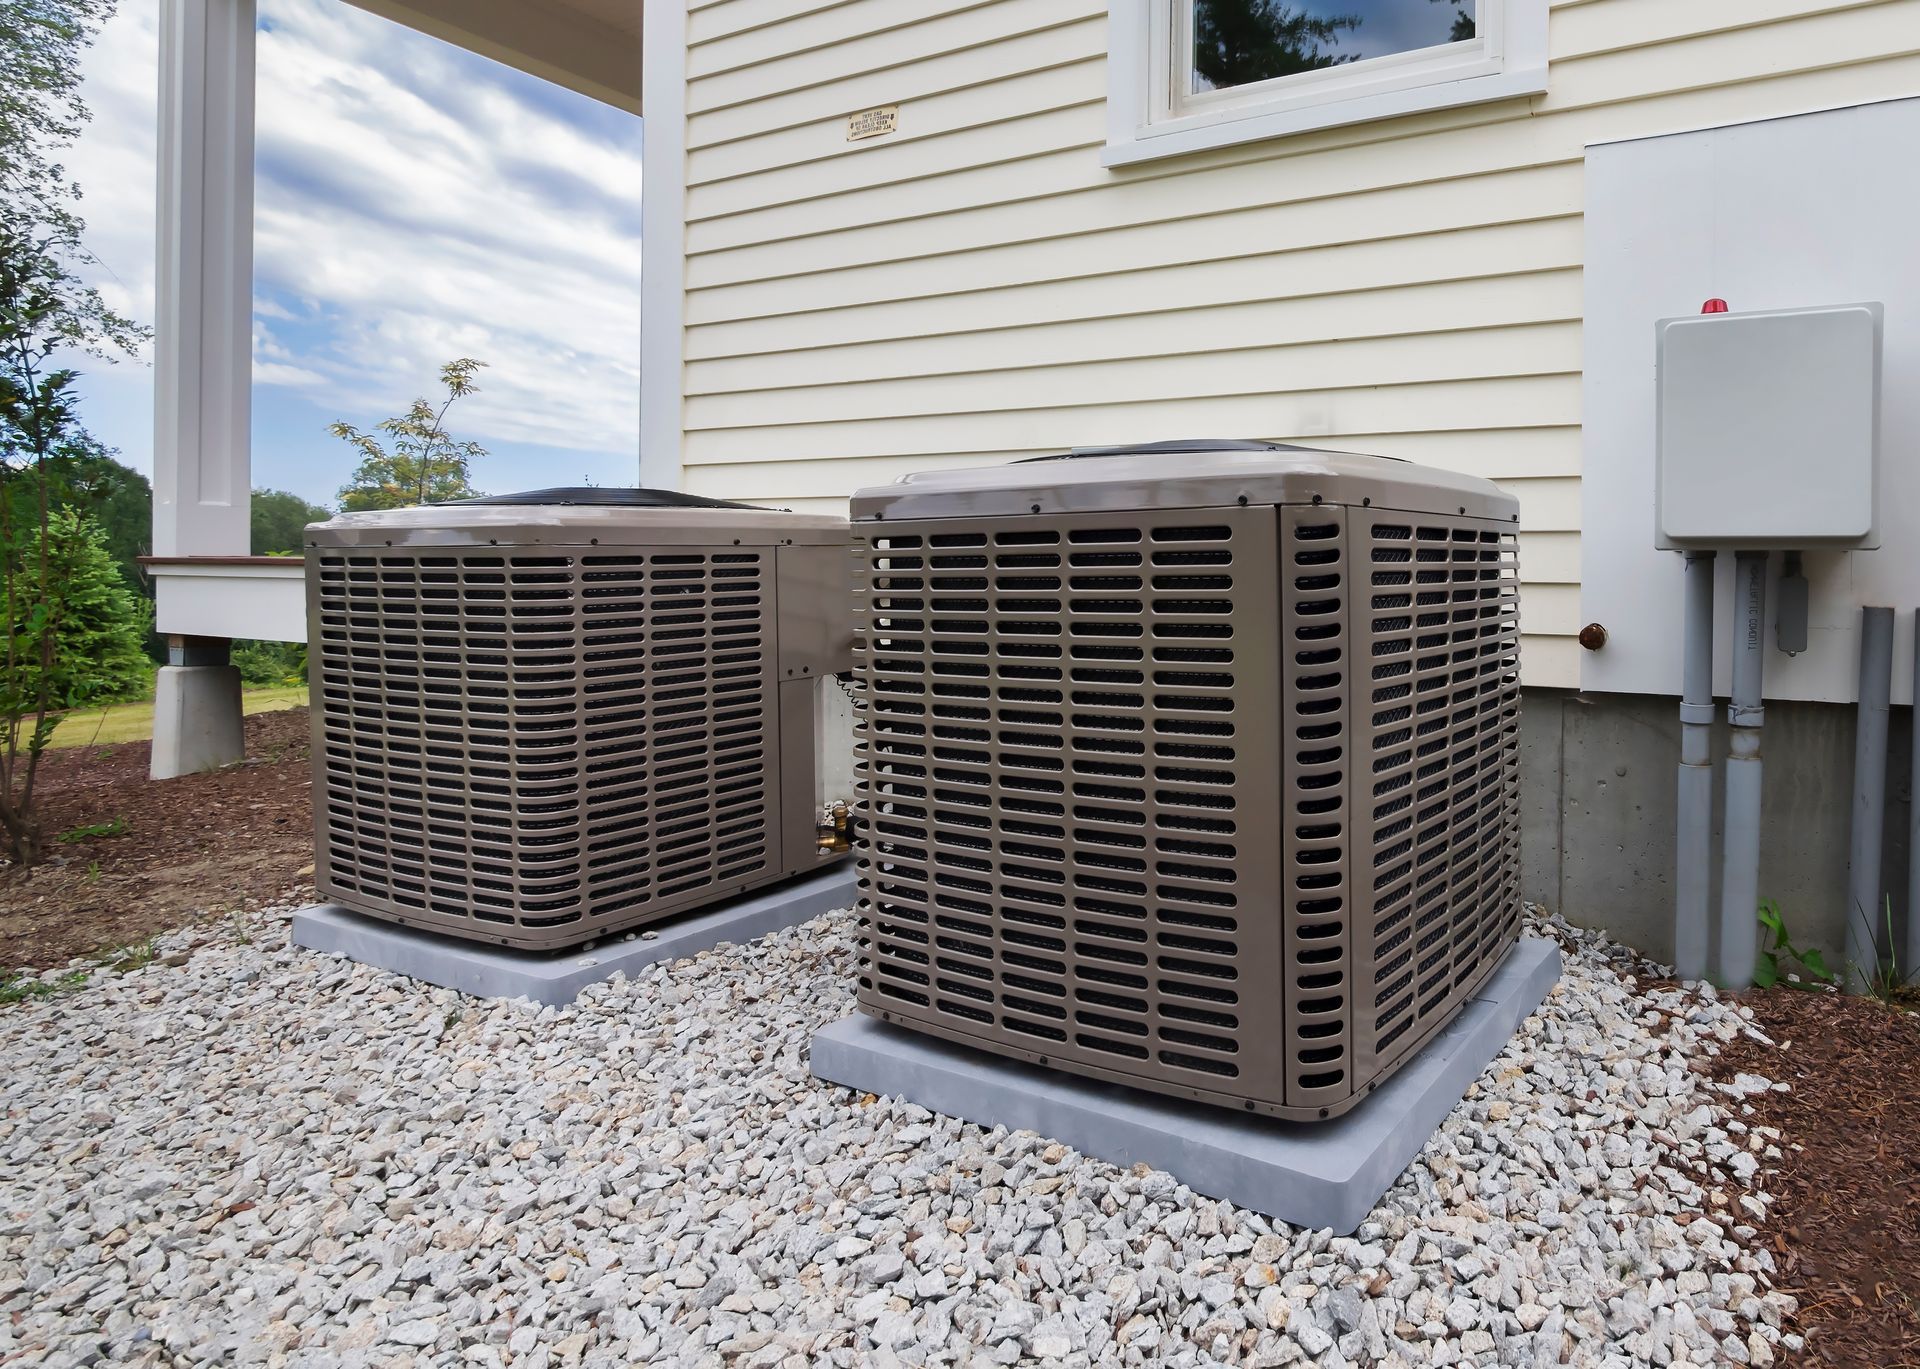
xmin=669 ymin=0 xmax=1920 ymax=686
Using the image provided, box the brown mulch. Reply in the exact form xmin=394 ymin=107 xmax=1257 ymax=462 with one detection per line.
xmin=0 ymin=708 xmax=315 ymax=970
xmin=1713 ymin=986 xmax=1920 ymax=1368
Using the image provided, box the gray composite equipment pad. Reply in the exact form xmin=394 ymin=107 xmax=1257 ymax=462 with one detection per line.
xmin=811 ymin=935 xmax=1561 ymax=1235
xmin=292 ymin=864 xmax=856 ymax=1006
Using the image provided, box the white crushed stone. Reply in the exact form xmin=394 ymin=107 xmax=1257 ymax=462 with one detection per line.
xmin=0 ymin=901 xmax=1800 ymax=1367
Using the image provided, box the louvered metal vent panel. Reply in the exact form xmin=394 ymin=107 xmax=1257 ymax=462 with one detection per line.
xmin=853 ymin=509 xmax=1290 ymax=1111
xmin=852 ymin=492 xmax=1521 ymax=1122
xmin=311 ymin=546 xmax=774 ymax=943
xmin=1279 ymin=507 xmax=1358 ymax=1113
xmin=1356 ymin=516 xmax=1522 ymax=1088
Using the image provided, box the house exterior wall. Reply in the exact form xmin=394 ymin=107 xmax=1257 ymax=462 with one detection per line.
xmin=667 ymin=0 xmax=1920 ymax=691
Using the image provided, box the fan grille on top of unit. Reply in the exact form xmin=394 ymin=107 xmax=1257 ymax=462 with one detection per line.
xmin=312 ymin=547 xmax=773 ymax=935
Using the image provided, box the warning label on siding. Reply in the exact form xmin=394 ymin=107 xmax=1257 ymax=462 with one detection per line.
xmin=846 ymin=105 xmax=898 ymax=141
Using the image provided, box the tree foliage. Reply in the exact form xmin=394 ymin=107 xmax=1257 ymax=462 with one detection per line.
xmin=0 ymin=1 xmax=143 ymax=361
xmin=251 ymin=487 xmax=332 ymax=555
xmin=1190 ymin=0 xmax=1360 ymax=89
xmin=332 ymin=359 xmax=490 ymax=511
xmin=1 ymin=0 xmax=142 ymax=863
xmin=1436 ymin=0 xmax=1475 ymax=43
xmin=1189 ymin=0 xmax=1474 ymax=90
xmin=2 ymin=436 xmax=150 ymax=584
xmin=5 ymin=506 xmax=147 ymax=708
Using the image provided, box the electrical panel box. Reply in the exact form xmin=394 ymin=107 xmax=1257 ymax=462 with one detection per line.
xmin=1655 ymin=302 xmax=1882 ymax=549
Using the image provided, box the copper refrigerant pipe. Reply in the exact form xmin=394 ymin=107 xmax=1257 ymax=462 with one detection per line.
xmin=817 ymin=800 xmax=852 ymax=853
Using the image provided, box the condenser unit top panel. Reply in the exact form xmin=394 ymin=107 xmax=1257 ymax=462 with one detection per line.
xmin=851 ymin=441 xmax=1517 ymax=523
xmin=307 ymin=488 xmax=847 ymax=550
xmin=452 ymin=486 xmax=757 ymax=509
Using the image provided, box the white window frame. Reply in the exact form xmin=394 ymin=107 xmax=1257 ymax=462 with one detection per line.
xmin=1104 ymin=0 xmax=1547 ymax=166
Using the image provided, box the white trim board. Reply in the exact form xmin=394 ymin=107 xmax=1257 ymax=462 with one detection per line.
xmin=151 ymin=561 xmax=306 ymax=644
xmin=639 ymin=0 xmax=688 ymax=491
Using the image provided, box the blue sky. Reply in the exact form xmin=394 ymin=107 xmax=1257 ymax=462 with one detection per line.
xmin=65 ymin=0 xmax=643 ymax=511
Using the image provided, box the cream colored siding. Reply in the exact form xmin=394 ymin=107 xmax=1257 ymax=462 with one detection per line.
xmin=673 ymin=0 xmax=1920 ymax=687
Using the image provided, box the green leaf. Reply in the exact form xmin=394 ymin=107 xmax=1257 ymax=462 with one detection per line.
xmin=1752 ymin=954 xmax=1779 ymax=989
xmin=1797 ymin=948 xmax=1835 ymax=983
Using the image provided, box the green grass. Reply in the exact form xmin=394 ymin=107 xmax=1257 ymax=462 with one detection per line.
xmin=0 ymin=969 xmax=91 ymax=1005
xmin=46 ymin=685 xmax=308 ymax=750
xmin=0 ymin=936 xmax=179 ymax=1009
xmin=57 ymin=816 xmax=128 ymax=843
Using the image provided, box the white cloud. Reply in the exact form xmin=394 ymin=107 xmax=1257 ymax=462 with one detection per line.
xmin=61 ymin=0 xmax=642 ymax=478
xmin=62 ymin=3 xmax=159 ymax=360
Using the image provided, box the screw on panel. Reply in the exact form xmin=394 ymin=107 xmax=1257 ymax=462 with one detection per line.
xmin=1311 ymin=494 xmax=1323 ymax=505
xmin=1031 ymin=503 xmax=1041 ymax=513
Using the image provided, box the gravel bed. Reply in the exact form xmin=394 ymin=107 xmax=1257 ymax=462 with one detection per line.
xmin=0 ymin=902 xmax=1798 ymax=1368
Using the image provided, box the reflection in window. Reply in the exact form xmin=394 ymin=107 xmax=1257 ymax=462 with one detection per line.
xmin=1190 ymin=0 xmax=1475 ymax=93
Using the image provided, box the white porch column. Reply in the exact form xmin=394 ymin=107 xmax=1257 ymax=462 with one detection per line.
xmin=639 ymin=0 xmax=685 ymax=491
xmin=153 ymin=0 xmax=254 ymax=558
xmin=152 ymin=0 xmax=254 ymax=778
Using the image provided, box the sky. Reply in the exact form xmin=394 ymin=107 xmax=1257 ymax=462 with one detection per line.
xmin=62 ymin=0 xmax=644 ymax=511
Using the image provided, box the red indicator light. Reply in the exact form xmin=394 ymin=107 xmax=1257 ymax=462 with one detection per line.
xmin=1701 ymin=298 xmax=1729 ymax=314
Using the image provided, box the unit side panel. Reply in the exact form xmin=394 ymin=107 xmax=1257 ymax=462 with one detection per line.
xmin=1352 ymin=513 xmax=1523 ymax=1091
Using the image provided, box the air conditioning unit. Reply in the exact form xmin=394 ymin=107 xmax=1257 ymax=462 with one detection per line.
xmin=305 ymin=488 xmax=854 ymax=950
xmin=850 ymin=442 xmax=1522 ymax=1121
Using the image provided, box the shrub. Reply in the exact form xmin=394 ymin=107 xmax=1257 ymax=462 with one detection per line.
xmin=6 ymin=507 xmax=151 ymax=710
xmin=231 ymin=640 xmax=307 ymax=687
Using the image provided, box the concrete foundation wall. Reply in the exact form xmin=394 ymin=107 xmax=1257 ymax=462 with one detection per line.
xmin=1521 ymin=689 xmax=1914 ymax=970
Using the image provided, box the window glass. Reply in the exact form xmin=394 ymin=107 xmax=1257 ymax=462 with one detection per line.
xmin=1189 ymin=0 xmax=1476 ymax=93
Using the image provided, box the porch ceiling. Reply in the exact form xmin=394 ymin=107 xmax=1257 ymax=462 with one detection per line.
xmin=341 ymin=0 xmax=640 ymax=112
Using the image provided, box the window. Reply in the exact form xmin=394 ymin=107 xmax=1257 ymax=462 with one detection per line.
xmin=1105 ymin=0 xmax=1547 ymax=165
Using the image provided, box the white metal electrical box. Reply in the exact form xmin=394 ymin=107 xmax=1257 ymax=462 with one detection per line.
xmin=1655 ymin=302 xmax=1882 ymax=549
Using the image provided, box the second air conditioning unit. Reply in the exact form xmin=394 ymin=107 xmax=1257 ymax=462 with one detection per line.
xmin=306 ymin=488 xmax=853 ymax=950
xmin=850 ymin=442 xmax=1522 ymax=1121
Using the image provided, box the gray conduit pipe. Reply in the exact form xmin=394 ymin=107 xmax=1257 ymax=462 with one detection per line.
xmin=1675 ymin=550 xmax=1716 ymax=981
xmin=1845 ymin=607 xmax=1894 ymax=994
xmin=1910 ymin=611 xmax=1920 ymax=988
xmin=1716 ymin=551 xmax=1768 ymax=988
